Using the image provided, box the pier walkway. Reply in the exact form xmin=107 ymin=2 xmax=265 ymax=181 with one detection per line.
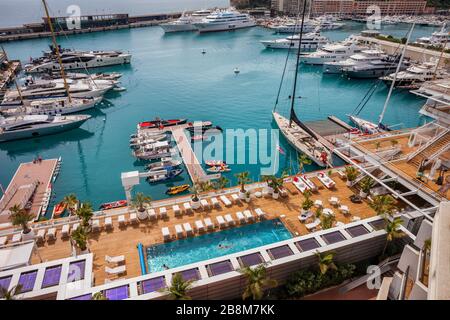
xmin=0 ymin=159 xmax=59 ymax=227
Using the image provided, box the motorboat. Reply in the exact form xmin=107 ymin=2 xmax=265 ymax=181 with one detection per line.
xmin=269 ymin=21 xmax=318 ymax=33
xmin=193 ymin=9 xmax=255 ymax=33
xmin=160 ymin=10 xmax=212 ymax=33
xmin=147 ymin=168 xmax=184 ymax=183
xmin=205 ymin=160 xmax=226 ymax=167
xmin=323 ymin=49 xmax=386 ymax=74
xmin=166 ymin=184 xmax=190 ymax=195
xmin=129 ymin=135 xmax=168 ymax=149
xmin=52 ymin=202 xmax=66 ymax=218
xmin=138 ymin=118 xmax=187 ymax=130
xmin=261 ymin=32 xmax=329 ymax=51
xmin=207 ymin=165 xmax=231 ymax=173
xmin=146 ymin=158 xmax=182 ymax=171
xmin=99 ymin=200 xmax=127 ymax=210
xmin=301 ymin=39 xmax=367 ymax=65
xmin=344 ymin=55 xmax=410 ymax=79
xmin=415 ymin=24 xmax=450 ymax=49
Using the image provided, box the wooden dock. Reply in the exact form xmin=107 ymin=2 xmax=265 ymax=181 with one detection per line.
xmin=0 ymin=158 xmax=59 ymax=226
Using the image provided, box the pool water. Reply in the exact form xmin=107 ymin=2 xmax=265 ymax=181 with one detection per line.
xmin=146 ymin=219 xmax=291 ymax=273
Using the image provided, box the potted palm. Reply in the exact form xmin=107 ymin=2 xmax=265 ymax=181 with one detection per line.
xmin=298 ymin=154 xmax=312 ymax=174
xmin=71 ymin=225 xmax=89 ymax=255
xmin=131 ymin=192 xmax=151 ymax=220
xmin=9 ymin=205 xmax=35 ymax=241
xmin=235 ymin=171 xmax=251 ymax=200
xmin=62 ymin=193 xmax=78 ymax=216
xmin=213 ymin=176 xmax=230 ymax=190
xmin=344 ymin=166 xmax=359 ymax=187
xmin=190 ymin=184 xmax=201 ymax=210
xmin=245 ymin=190 xmax=251 ymax=203
xmin=315 ymin=250 xmax=337 ymax=275
xmin=369 ymin=195 xmax=397 ymax=218
xmin=301 ymin=191 xmax=314 ymax=214
xmin=270 ymin=176 xmax=284 ymax=200
xmin=359 ymin=176 xmax=374 ymax=198
xmin=75 ymin=202 xmax=94 ymax=228
xmin=239 ymin=264 xmax=278 ymax=300
xmin=161 ymin=272 xmax=194 ymax=300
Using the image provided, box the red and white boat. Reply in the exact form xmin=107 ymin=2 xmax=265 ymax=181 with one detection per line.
xmin=138 ymin=118 xmax=187 ymax=129
xmin=52 ymin=202 xmax=67 ymax=218
xmin=205 ymin=160 xmax=227 ymax=167
xmin=99 ymin=200 xmax=127 ymax=210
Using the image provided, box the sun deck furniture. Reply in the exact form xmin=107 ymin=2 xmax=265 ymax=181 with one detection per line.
xmin=220 ymin=195 xmax=232 ymax=207
xmin=159 ymin=207 xmax=167 ymax=218
xmin=254 ymin=191 xmax=262 ymax=198
xmin=130 ymin=213 xmax=138 ymax=224
xmin=231 ymin=194 xmax=240 ymax=203
xmin=336 ymin=169 xmax=346 ymax=179
xmin=195 ymin=220 xmax=205 ymax=232
xmin=183 ymin=223 xmax=194 ymax=236
xmin=0 ymin=236 xmax=7 ymax=246
xmin=224 ymin=214 xmax=235 ymax=226
xmin=216 ymin=215 xmax=226 ymax=228
xmin=351 ymin=216 xmax=361 ymax=222
xmin=148 ymin=209 xmax=157 ymax=220
xmin=279 ymin=187 xmax=288 ymax=197
xmin=211 ymin=197 xmax=220 ymax=208
xmin=254 ymin=208 xmax=266 ymax=220
xmin=172 ymin=205 xmax=181 ymax=216
xmin=71 ymin=223 xmax=80 ymax=234
xmin=305 ymin=218 xmax=321 ymax=231
xmin=314 ymin=199 xmax=323 ymax=208
xmin=47 ymin=228 xmax=56 ymax=240
xmin=301 ymin=175 xmax=317 ymax=192
xmin=335 ymin=221 xmax=345 ymax=227
xmin=236 ymin=211 xmax=246 ymax=224
xmin=105 ymin=255 xmax=125 ymax=264
xmin=91 ymin=219 xmax=100 ymax=232
xmin=118 ymin=215 xmax=126 ymax=226
xmin=105 ymin=265 xmax=126 ymax=275
xmin=204 ymin=218 xmax=214 ymax=230
xmin=183 ymin=202 xmax=192 ymax=214
xmin=105 ymin=217 xmax=113 ymax=230
xmin=175 ymin=224 xmax=184 ymax=238
xmin=339 ymin=205 xmax=349 ymax=214
xmin=61 ymin=224 xmax=70 ymax=238
xmin=323 ymin=208 xmax=335 ymax=216
xmin=329 ymin=197 xmax=340 ymax=206
xmin=298 ymin=211 xmax=313 ymax=222
xmin=243 ymin=210 xmax=254 ymax=222
xmin=162 ymin=227 xmax=171 ymax=241
xmin=292 ymin=176 xmax=309 ymax=193
xmin=317 ymin=172 xmax=336 ymax=189
xmin=200 ymin=199 xmax=209 ymax=210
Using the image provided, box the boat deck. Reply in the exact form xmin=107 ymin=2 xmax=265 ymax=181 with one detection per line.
xmin=23 ymin=171 xmax=377 ymax=285
xmin=0 ymin=159 xmax=58 ymax=226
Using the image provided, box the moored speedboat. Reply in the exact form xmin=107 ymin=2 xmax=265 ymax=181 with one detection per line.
xmin=52 ymin=201 xmax=67 ymax=218
xmin=99 ymin=200 xmax=127 ymax=210
xmin=138 ymin=118 xmax=187 ymax=130
xmin=146 ymin=158 xmax=182 ymax=171
xmin=146 ymin=168 xmax=183 ymax=183
xmin=166 ymin=184 xmax=190 ymax=195
xmin=205 ymin=160 xmax=226 ymax=167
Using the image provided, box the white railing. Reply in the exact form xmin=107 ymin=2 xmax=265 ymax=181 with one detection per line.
xmin=406 ymin=127 xmax=449 ymax=161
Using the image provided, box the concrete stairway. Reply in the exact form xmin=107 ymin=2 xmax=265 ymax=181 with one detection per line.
xmin=408 ymin=133 xmax=450 ymax=168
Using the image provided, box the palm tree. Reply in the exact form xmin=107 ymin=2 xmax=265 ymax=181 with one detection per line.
xmin=420 ymin=238 xmax=432 ymax=283
xmin=369 ymin=195 xmax=397 ymax=218
xmin=76 ymin=202 xmax=94 ymax=227
xmin=131 ymin=192 xmax=151 ymax=212
xmin=382 ymin=217 xmax=404 ymax=256
xmin=198 ymin=181 xmax=214 ymax=192
xmin=235 ymin=171 xmax=251 ymax=194
xmin=359 ymin=176 xmax=374 ymax=197
xmin=320 ymin=214 xmax=335 ymax=230
xmin=344 ymin=166 xmax=359 ymax=186
xmin=62 ymin=194 xmax=78 ymax=215
xmin=298 ymin=154 xmax=312 ymax=174
xmin=162 ymin=273 xmax=193 ymax=300
xmin=315 ymin=251 xmax=337 ymax=275
xmin=214 ymin=176 xmax=230 ymax=190
xmin=71 ymin=225 xmax=89 ymax=252
xmin=301 ymin=190 xmax=314 ymax=213
xmin=9 ymin=205 xmax=34 ymax=234
xmin=239 ymin=264 xmax=278 ymax=300
xmin=190 ymin=184 xmax=200 ymax=202
xmin=0 ymin=284 xmax=22 ymax=300
xmin=261 ymin=175 xmax=284 ymax=195
xmin=92 ymin=291 xmax=108 ymax=300
xmin=390 ymin=139 xmax=399 ymax=148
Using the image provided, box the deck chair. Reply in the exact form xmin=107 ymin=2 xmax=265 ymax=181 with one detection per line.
xmin=105 ymin=265 xmax=126 ymax=275
xmin=105 ymin=255 xmax=125 ymax=264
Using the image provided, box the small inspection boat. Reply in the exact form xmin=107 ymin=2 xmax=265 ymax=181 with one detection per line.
xmin=99 ymin=200 xmax=127 ymax=210
xmin=166 ymin=184 xmax=190 ymax=195
xmin=52 ymin=202 xmax=67 ymax=218
xmin=147 ymin=168 xmax=184 ymax=183
xmin=138 ymin=118 xmax=187 ymax=129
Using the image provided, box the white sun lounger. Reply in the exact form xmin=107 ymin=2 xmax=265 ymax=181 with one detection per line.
xmin=172 ymin=205 xmax=181 ymax=216
xmin=300 ymin=175 xmax=317 ymax=191
xmin=91 ymin=220 xmax=100 ymax=232
xmin=329 ymin=197 xmax=340 ymax=206
xmin=339 ymin=205 xmax=349 ymax=214
xmin=243 ymin=210 xmax=254 ymax=222
xmin=216 ymin=215 xmax=226 ymax=228
xmin=129 ymin=213 xmax=138 ymax=224
xmin=118 ymin=215 xmax=126 ymax=226
xmin=200 ymin=199 xmax=209 ymax=210
xmin=11 ymin=233 xmax=21 ymax=243
xmin=224 ymin=214 xmax=235 ymax=226
xmin=231 ymin=194 xmax=240 ymax=203
xmin=175 ymin=224 xmax=184 ymax=238
xmin=236 ymin=211 xmax=246 ymax=224
xmin=61 ymin=224 xmax=70 ymax=238
xmin=162 ymin=227 xmax=171 ymax=241
xmin=317 ymin=172 xmax=336 ymax=189
xmin=0 ymin=236 xmax=7 ymax=246
xmin=183 ymin=202 xmax=192 ymax=213
xmin=148 ymin=209 xmax=157 ymax=220
xmin=195 ymin=220 xmax=205 ymax=232
xmin=351 ymin=216 xmax=361 ymax=222
xmin=105 ymin=217 xmax=113 ymax=230
xmin=220 ymin=195 xmax=232 ymax=207
xmin=254 ymin=208 xmax=266 ymax=220
xmin=183 ymin=222 xmax=194 ymax=236
xmin=105 ymin=265 xmax=126 ymax=275
xmin=204 ymin=218 xmax=214 ymax=230
xmin=105 ymin=255 xmax=125 ymax=264
xmin=47 ymin=227 xmax=57 ymax=240
xmin=211 ymin=197 xmax=220 ymax=208
xmin=314 ymin=199 xmax=323 ymax=208
xmin=71 ymin=223 xmax=80 ymax=234
xmin=298 ymin=211 xmax=314 ymax=222
xmin=292 ymin=176 xmax=309 ymax=193
xmin=159 ymin=207 xmax=167 ymax=218
xmin=305 ymin=218 xmax=321 ymax=230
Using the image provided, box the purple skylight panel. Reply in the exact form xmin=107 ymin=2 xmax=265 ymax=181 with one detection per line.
xmin=104 ymin=285 xmax=129 ymax=300
xmin=239 ymin=253 xmax=263 ymax=267
xmin=69 ymin=294 xmax=92 ymax=300
xmin=369 ymin=219 xmax=387 ymax=231
xmin=42 ymin=265 xmax=62 ymax=288
xmin=346 ymin=225 xmax=370 ymax=237
xmin=180 ymin=268 xmax=200 ymax=281
xmin=295 ymin=238 xmax=321 ymax=252
xmin=18 ymin=270 xmax=38 ymax=293
xmin=321 ymin=231 xmax=346 ymax=245
xmin=208 ymin=260 xmax=233 ymax=276
xmin=141 ymin=276 xmax=166 ymax=294
xmin=0 ymin=276 xmax=12 ymax=295
xmin=268 ymin=245 xmax=293 ymax=260
xmin=67 ymin=260 xmax=86 ymax=282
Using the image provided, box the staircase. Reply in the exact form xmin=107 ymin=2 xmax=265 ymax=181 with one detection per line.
xmin=408 ymin=133 xmax=450 ymax=168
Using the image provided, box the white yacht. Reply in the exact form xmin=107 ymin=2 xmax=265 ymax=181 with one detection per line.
xmin=301 ymin=38 xmax=366 ymax=65
xmin=270 ymin=21 xmax=318 ymax=33
xmin=0 ymin=114 xmax=91 ymax=142
xmin=193 ymin=10 xmax=255 ymax=33
xmin=415 ymin=24 xmax=450 ymax=49
xmin=323 ymin=49 xmax=386 ymax=74
xmin=261 ymin=32 xmax=329 ymax=51
xmin=315 ymin=16 xmax=345 ymax=30
xmin=25 ymin=48 xmax=132 ymax=73
xmin=159 ymin=10 xmax=212 ymax=33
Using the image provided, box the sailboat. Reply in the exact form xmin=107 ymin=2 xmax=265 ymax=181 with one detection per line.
xmin=272 ymin=0 xmax=332 ymax=168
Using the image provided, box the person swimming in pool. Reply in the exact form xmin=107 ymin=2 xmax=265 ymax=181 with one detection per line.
xmin=162 ymin=264 xmax=169 ymax=270
xmin=218 ymin=243 xmax=232 ymax=249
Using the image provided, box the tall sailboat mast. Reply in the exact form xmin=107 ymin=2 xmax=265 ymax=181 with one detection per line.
xmin=378 ymin=23 xmax=415 ymax=127
xmin=1 ymin=46 xmax=24 ymax=106
xmin=41 ymin=0 xmax=72 ymax=103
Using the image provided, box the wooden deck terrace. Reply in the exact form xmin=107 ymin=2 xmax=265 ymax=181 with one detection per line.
xmin=14 ymin=171 xmax=380 ymax=286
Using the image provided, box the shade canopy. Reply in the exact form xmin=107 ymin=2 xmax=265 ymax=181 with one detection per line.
xmin=0 ymin=242 xmax=34 ymax=271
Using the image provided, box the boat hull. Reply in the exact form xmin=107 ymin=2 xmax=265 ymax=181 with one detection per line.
xmin=194 ymin=21 xmax=255 ymax=33
xmin=160 ymin=23 xmax=197 ymax=33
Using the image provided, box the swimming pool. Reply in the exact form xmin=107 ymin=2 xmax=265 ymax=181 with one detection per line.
xmin=146 ymin=219 xmax=292 ymax=273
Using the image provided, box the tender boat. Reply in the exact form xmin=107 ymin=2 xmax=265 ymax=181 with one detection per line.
xmin=99 ymin=200 xmax=127 ymax=210
xmin=193 ymin=9 xmax=255 ymax=33
xmin=52 ymin=202 xmax=67 ymax=217
xmin=147 ymin=168 xmax=183 ymax=183
xmin=138 ymin=118 xmax=187 ymax=129
xmin=166 ymin=184 xmax=190 ymax=195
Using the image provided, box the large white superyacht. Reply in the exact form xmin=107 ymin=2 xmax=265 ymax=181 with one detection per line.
xmin=159 ymin=10 xmax=212 ymax=33
xmin=193 ymin=9 xmax=255 ymax=33
xmin=323 ymin=49 xmax=386 ymax=74
xmin=261 ymin=32 xmax=329 ymax=51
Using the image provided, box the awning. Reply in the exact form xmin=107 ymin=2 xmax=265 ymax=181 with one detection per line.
xmin=0 ymin=241 xmax=34 ymax=271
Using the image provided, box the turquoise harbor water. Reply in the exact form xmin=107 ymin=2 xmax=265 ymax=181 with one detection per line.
xmin=0 ymin=22 xmax=434 ymax=215
xmin=146 ymin=219 xmax=292 ymax=272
